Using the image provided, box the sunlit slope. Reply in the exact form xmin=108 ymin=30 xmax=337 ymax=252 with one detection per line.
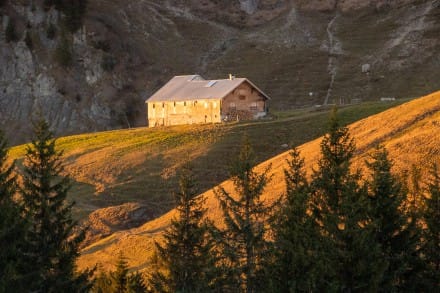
xmin=77 ymin=90 xmax=440 ymax=272
xmin=9 ymin=101 xmax=403 ymax=220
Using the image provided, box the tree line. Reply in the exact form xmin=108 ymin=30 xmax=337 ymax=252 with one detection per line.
xmin=0 ymin=110 xmax=438 ymax=292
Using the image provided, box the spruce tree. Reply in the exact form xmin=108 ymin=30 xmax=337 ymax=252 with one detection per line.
xmin=126 ymin=272 xmax=147 ymax=293
xmin=310 ymin=109 xmax=383 ymax=291
xmin=272 ymin=148 xmax=321 ymax=292
xmin=149 ymin=164 xmax=216 ymax=292
xmin=111 ymin=253 xmax=129 ymax=293
xmin=0 ymin=130 xmax=27 ymax=292
xmin=365 ymin=145 xmax=423 ymax=290
xmin=20 ymin=118 xmax=90 ymax=292
xmin=214 ymin=137 xmax=274 ymax=293
xmin=421 ymin=163 xmax=440 ymax=289
xmin=92 ymin=265 xmax=113 ymax=293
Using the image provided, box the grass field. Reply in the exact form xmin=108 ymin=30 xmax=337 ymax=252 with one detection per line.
xmin=8 ymin=99 xmax=408 ymax=220
xmin=75 ymin=90 xmax=440 ymax=272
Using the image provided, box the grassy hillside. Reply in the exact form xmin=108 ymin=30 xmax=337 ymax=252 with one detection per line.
xmin=9 ymin=100 xmax=406 ymax=220
xmin=76 ymin=90 xmax=440 ymax=272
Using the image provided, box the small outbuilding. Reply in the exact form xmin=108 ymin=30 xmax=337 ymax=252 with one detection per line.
xmin=145 ymin=74 xmax=270 ymax=127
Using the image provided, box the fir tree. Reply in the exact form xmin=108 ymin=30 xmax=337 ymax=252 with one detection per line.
xmin=365 ymin=145 xmax=423 ymax=291
xmin=421 ymin=163 xmax=440 ymax=289
xmin=310 ymin=109 xmax=383 ymax=291
xmin=20 ymin=118 xmax=90 ymax=292
xmin=126 ymin=272 xmax=147 ymax=293
xmin=214 ymin=137 xmax=274 ymax=293
xmin=0 ymin=130 xmax=27 ymax=292
xmin=272 ymin=148 xmax=321 ymax=292
xmin=149 ymin=164 xmax=216 ymax=292
xmin=92 ymin=265 xmax=113 ymax=293
xmin=111 ymin=253 xmax=129 ymax=293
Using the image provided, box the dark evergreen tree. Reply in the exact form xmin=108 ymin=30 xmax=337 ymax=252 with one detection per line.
xmin=365 ymin=145 xmax=424 ymax=291
xmin=420 ymin=163 xmax=440 ymax=289
xmin=0 ymin=130 xmax=27 ymax=292
xmin=310 ymin=109 xmax=383 ymax=291
xmin=111 ymin=253 xmax=130 ymax=293
xmin=272 ymin=148 xmax=321 ymax=292
xmin=20 ymin=118 xmax=90 ymax=292
xmin=149 ymin=164 xmax=216 ymax=292
xmin=92 ymin=267 xmax=113 ymax=293
xmin=214 ymin=137 xmax=274 ymax=293
xmin=126 ymin=272 xmax=147 ymax=293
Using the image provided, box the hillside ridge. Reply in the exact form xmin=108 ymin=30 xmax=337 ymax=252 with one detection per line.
xmin=1 ymin=0 xmax=439 ymax=144
xmin=77 ymin=90 xmax=440 ymax=271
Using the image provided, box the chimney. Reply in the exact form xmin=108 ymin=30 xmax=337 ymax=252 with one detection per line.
xmin=229 ymin=74 xmax=235 ymax=80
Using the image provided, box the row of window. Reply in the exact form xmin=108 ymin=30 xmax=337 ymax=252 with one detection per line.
xmin=151 ymin=101 xmax=259 ymax=112
xmin=152 ymin=101 xmax=218 ymax=109
xmin=229 ymin=102 xmax=258 ymax=111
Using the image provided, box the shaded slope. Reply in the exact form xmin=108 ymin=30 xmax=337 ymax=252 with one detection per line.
xmin=77 ymin=90 xmax=440 ymax=271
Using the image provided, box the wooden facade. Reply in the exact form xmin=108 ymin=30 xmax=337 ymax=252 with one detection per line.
xmin=147 ymin=99 xmax=222 ymax=127
xmin=146 ymin=75 xmax=269 ymax=127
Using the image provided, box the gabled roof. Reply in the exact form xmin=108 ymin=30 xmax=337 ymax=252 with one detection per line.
xmin=145 ymin=75 xmax=270 ymax=103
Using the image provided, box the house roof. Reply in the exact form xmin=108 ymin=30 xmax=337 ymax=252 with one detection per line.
xmin=145 ymin=75 xmax=270 ymax=103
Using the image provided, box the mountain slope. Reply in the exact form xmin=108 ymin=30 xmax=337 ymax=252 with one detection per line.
xmin=77 ymin=89 xmax=440 ymax=272
xmin=1 ymin=0 xmax=439 ymax=144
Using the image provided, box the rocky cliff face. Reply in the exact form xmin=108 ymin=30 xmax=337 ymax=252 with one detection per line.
xmin=0 ymin=0 xmax=439 ymax=144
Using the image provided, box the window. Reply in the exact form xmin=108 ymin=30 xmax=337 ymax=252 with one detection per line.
xmin=239 ymin=95 xmax=246 ymax=100
xmin=205 ymin=80 xmax=217 ymax=87
xmin=162 ymin=103 xmax=165 ymax=108
xmin=250 ymin=102 xmax=257 ymax=111
xmin=229 ymin=102 xmax=236 ymax=111
xmin=152 ymin=104 xmax=155 ymax=109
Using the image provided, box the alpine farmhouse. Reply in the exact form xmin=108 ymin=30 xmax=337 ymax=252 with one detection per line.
xmin=145 ymin=75 xmax=270 ymax=127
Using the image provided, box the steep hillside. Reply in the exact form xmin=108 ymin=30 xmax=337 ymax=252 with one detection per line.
xmin=77 ymin=90 xmax=440 ymax=272
xmin=1 ymin=0 xmax=439 ymax=144
xmin=9 ymin=99 xmax=401 ymax=221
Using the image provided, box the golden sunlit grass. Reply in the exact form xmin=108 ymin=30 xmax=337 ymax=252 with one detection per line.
xmin=76 ymin=90 xmax=440 ymax=272
xmin=8 ymin=100 xmax=404 ymax=220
